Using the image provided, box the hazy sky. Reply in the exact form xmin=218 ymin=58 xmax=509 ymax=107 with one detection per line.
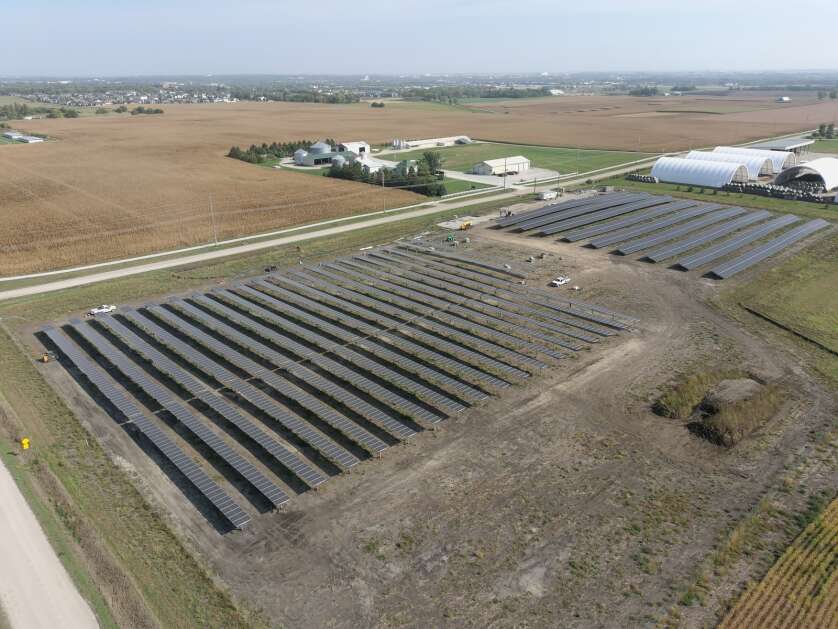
xmin=3 ymin=0 xmax=838 ymax=76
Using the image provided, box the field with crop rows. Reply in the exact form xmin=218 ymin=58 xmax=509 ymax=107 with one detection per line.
xmin=1 ymin=91 xmax=832 ymax=275
xmin=719 ymin=498 xmax=838 ymax=629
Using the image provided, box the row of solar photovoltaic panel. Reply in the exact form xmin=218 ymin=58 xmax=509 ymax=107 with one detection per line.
xmin=42 ymin=248 xmax=634 ymax=530
xmin=41 ymin=326 xmax=252 ymax=530
xmin=493 ymin=192 xmax=649 ymax=229
xmin=392 ymin=244 xmax=637 ymax=327
xmin=495 ymin=192 xmax=832 ymax=277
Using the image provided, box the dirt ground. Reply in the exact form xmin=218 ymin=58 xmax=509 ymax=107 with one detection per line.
xmin=2 ymin=90 xmax=834 ymax=275
xmin=33 ymin=221 xmax=836 ymax=628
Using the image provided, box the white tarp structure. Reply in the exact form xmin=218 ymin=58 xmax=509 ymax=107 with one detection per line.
xmin=713 ymin=146 xmax=796 ymax=173
xmin=774 ymin=157 xmax=838 ymax=191
xmin=651 ymin=157 xmax=749 ymax=187
xmin=685 ymin=150 xmax=771 ymax=180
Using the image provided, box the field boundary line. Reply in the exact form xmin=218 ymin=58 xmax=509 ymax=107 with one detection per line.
xmin=740 ymin=302 xmax=838 ymax=357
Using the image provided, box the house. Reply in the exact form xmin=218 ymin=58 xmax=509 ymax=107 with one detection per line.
xmin=471 ymin=156 xmax=531 ymax=176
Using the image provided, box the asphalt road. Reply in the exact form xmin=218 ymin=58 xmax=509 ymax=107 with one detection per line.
xmin=0 ymin=459 xmax=98 ymax=629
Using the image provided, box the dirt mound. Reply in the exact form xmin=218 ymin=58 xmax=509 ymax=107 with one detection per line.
xmin=700 ymin=379 xmax=764 ymax=414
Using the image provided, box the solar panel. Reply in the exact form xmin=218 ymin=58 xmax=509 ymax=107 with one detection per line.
xmin=709 ymin=219 xmax=830 ymax=279
xmin=588 ymin=204 xmax=724 ymax=249
xmin=154 ymin=302 xmax=395 ymax=453
xmin=241 ymin=282 xmax=471 ymax=413
xmin=560 ymin=199 xmax=700 ymax=242
xmin=510 ymin=193 xmax=655 ymax=232
xmin=494 ymin=192 xmax=640 ymax=228
xmin=266 ymin=276 xmax=503 ymax=393
xmin=190 ymin=292 xmax=422 ymax=438
xmin=95 ymin=315 xmax=327 ymax=488
xmin=42 ymin=326 xmax=251 ymax=529
xmin=674 ymin=214 xmax=801 ymax=271
xmin=536 ymin=196 xmax=675 ymax=236
xmin=397 ymin=244 xmax=527 ymax=278
xmin=616 ymin=207 xmax=748 ymax=255
xmin=251 ymin=279 xmax=489 ymax=402
xmin=121 ymin=309 xmax=363 ymax=469
xmin=364 ymin=251 xmax=604 ymax=342
xmin=284 ymin=270 xmax=528 ymax=381
xmin=351 ymin=256 xmax=588 ymax=351
xmin=224 ymin=287 xmax=454 ymax=423
xmin=70 ymin=321 xmax=291 ymax=508
xmin=300 ymin=265 xmax=546 ymax=373
xmin=329 ymin=260 xmax=566 ymax=361
xmin=391 ymin=245 xmax=638 ymax=326
xmin=644 ymin=210 xmax=771 ymax=263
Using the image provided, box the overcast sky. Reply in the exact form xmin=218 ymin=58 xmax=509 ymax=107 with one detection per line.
xmin=3 ymin=0 xmax=838 ymax=76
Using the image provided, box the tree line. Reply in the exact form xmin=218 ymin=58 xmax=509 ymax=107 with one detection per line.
xmin=231 ymin=88 xmax=360 ymax=104
xmin=326 ymin=151 xmax=447 ymax=197
xmin=398 ymin=86 xmax=552 ymax=105
xmin=130 ymin=106 xmax=164 ymax=115
xmin=0 ymin=102 xmax=53 ymax=120
xmin=628 ymin=86 xmax=659 ymax=96
xmin=816 ymin=90 xmax=838 ymax=100
xmin=227 ymin=139 xmax=338 ymax=164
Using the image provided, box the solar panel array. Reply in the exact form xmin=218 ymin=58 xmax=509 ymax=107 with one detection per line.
xmin=39 ymin=249 xmax=633 ymax=531
xmin=494 ymin=192 xmax=832 ymax=279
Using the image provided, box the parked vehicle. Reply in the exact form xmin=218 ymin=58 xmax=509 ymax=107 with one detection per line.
xmin=88 ymin=304 xmax=116 ymax=316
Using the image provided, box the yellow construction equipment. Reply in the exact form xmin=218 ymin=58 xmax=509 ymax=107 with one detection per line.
xmin=459 ymin=221 xmax=472 ymax=231
xmin=21 ymin=438 xmax=30 ymax=450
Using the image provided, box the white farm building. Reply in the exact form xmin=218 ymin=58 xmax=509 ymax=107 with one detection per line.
xmin=651 ymin=157 xmax=749 ymax=188
xmin=293 ymin=140 xmax=371 ymax=167
xmin=775 ymin=157 xmax=838 ymax=192
xmin=685 ymin=150 xmax=772 ymax=180
xmin=471 ymin=156 xmax=531 ymax=176
xmin=712 ymin=146 xmax=796 ymax=173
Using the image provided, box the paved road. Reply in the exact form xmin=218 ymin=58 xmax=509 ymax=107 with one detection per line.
xmin=0 ymin=459 xmax=98 ymax=629
xmin=0 ymin=189 xmax=522 ymax=302
xmin=0 ymin=157 xmax=660 ymax=303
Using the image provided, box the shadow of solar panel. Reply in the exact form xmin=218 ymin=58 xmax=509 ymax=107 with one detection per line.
xmin=41 ymin=327 xmax=250 ymax=529
xmin=709 ymin=219 xmax=830 ymax=279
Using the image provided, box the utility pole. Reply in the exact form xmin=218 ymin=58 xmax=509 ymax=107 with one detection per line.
xmin=208 ymin=193 xmax=218 ymax=245
xmin=381 ymin=169 xmax=386 ymax=212
xmin=504 ymin=157 xmax=507 ymax=190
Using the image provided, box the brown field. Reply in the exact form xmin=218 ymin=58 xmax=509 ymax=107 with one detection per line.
xmin=1 ymin=91 xmax=835 ymax=276
xmin=720 ymin=498 xmax=838 ymax=629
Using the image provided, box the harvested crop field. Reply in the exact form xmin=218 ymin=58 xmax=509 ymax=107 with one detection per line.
xmin=1 ymin=90 xmax=833 ymax=276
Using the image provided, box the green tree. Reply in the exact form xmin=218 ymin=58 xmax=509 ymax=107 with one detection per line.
xmin=830 ymin=90 xmax=837 ymax=99
xmin=422 ymin=151 xmax=443 ymax=173
xmin=817 ymin=91 xmax=826 ymax=100
xmin=827 ymin=124 xmax=835 ymax=139
xmin=818 ymin=123 xmax=827 ymax=137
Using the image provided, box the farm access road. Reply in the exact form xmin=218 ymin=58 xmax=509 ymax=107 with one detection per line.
xmin=0 ymin=459 xmax=98 ymax=629
xmin=0 ymin=158 xmax=659 ymax=302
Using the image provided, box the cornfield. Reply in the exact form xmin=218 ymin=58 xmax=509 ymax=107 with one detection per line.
xmin=719 ymin=498 xmax=838 ymax=629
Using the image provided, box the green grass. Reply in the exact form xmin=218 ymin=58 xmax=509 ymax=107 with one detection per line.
xmin=441 ymin=177 xmax=492 ymax=195
xmin=0 ymin=434 xmax=117 ymax=628
xmin=596 ymin=176 xmax=838 ymax=221
xmin=0 ymin=328 xmax=258 ymax=629
xmin=812 ymin=139 xmax=838 ymax=154
xmin=727 ymin=232 xmax=838 ymax=382
xmin=379 ymin=143 xmax=654 ymax=175
xmin=0 ymin=135 xmax=16 ymax=145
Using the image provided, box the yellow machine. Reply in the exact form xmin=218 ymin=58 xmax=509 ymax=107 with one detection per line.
xmin=41 ymin=352 xmax=50 ymax=363
xmin=459 ymin=221 xmax=472 ymax=231
xmin=21 ymin=438 xmax=30 ymax=450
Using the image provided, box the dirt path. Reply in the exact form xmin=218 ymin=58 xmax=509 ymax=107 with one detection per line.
xmin=0 ymin=460 xmax=98 ymax=629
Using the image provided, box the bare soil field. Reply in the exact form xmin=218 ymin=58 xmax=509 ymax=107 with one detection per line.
xmin=31 ymin=221 xmax=837 ymax=628
xmin=2 ymin=91 xmax=834 ymax=276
